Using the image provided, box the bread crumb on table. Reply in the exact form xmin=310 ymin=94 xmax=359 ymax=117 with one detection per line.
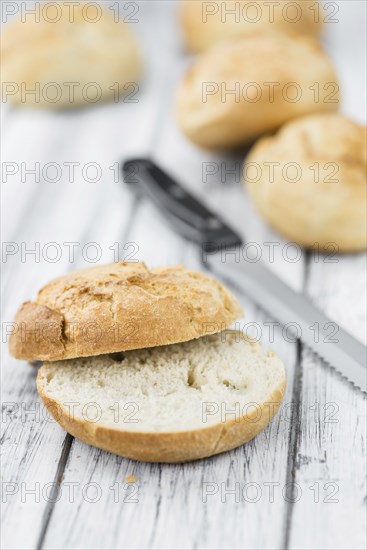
xmin=125 ymin=475 xmax=138 ymax=483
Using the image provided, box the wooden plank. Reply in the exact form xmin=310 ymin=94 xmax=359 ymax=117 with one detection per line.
xmin=287 ymin=254 xmax=367 ymax=550
xmin=286 ymin=5 xmax=367 ymax=546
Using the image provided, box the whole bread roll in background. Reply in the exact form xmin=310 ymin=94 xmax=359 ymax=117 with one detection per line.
xmin=176 ymin=33 xmax=339 ymax=150
xmin=181 ymin=0 xmax=323 ymax=53
xmin=245 ymin=114 xmax=367 ymax=252
xmin=1 ymin=4 xmax=141 ymax=108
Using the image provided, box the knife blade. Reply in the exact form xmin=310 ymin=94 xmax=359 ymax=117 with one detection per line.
xmin=122 ymin=158 xmax=366 ymax=392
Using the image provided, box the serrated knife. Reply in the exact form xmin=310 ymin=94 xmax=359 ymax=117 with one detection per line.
xmin=122 ymin=158 xmax=367 ymax=392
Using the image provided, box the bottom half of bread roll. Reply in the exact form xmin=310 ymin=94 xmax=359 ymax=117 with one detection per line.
xmin=37 ymin=331 xmax=286 ymax=463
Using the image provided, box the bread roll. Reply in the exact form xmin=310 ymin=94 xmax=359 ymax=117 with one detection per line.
xmin=9 ymin=262 xmax=243 ymax=362
xmin=176 ymin=33 xmax=339 ymax=149
xmin=181 ymin=0 xmax=322 ymax=53
xmin=245 ymin=114 xmax=367 ymax=251
xmin=1 ymin=3 xmax=141 ymax=108
xmin=37 ymin=331 xmax=286 ymax=463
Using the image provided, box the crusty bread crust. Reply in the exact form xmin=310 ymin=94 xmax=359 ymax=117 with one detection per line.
xmin=37 ymin=385 xmax=285 ymax=462
xmin=176 ymin=33 xmax=338 ymax=149
xmin=181 ymin=0 xmax=322 ymax=53
xmin=10 ymin=262 xmax=243 ymax=362
xmin=36 ymin=342 xmax=286 ymax=463
xmin=1 ymin=4 xmax=140 ymax=108
xmin=245 ymin=114 xmax=367 ymax=252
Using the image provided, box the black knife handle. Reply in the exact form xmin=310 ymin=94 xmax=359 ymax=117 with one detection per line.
xmin=122 ymin=158 xmax=243 ymax=252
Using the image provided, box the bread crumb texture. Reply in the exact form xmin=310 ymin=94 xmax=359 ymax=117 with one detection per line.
xmin=38 ymin=331 xmax=285 ymax=432
xmin=37 ymin=331 xmax=285 ymax=462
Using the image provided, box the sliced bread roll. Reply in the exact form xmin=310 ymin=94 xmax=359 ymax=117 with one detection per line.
xmin=37 ymin=331 xmax=286 ymax=463
xmin=10 ymin=262 xmax=243 ymax=362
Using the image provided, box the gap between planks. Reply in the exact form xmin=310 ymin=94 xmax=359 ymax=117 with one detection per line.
xmin=282 ymin=341 xmax=304 ymax=550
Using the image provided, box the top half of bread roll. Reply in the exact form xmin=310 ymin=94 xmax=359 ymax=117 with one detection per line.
xmin=9 ymin=262 xmax=243 ymax=362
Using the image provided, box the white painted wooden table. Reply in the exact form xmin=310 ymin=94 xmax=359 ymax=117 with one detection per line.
xmin=1 ymin=2 xmax=366 ymax=549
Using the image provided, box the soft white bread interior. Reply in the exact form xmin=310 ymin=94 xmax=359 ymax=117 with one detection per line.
xmin=37 ymin=331 xmax=286 ymax=463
